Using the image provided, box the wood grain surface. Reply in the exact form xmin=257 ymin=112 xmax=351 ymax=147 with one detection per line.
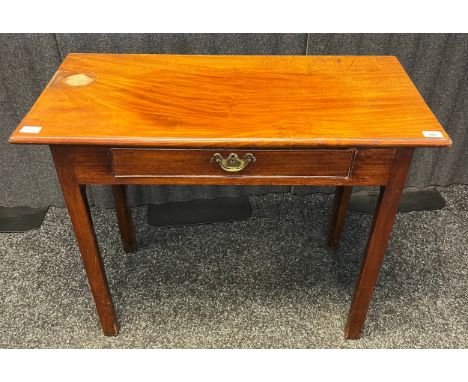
xmin=10 ymin=54 xmax=451 ymax=148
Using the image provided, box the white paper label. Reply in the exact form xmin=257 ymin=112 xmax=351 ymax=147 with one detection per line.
xmin=20 ymin=125 xmax=42 ymax=134
xmin=422 ymin=131 xmax=443 ymax=138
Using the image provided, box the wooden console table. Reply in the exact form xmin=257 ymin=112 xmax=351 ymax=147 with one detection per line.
xmin=9 ymin=54 xmax=451 ymax=339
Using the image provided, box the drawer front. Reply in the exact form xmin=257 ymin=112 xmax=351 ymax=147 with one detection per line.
xmin=110 ymin=148 xmax=355 ymax=178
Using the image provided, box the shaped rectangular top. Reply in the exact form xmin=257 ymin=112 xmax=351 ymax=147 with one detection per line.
xmin=10 ymin=54 xmax=451 ymax=148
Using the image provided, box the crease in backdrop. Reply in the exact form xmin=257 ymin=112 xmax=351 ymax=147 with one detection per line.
xmin=0 ymin=33 xmax=466 ymax=208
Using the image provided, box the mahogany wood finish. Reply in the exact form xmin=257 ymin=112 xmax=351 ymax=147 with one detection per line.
xmin=10 ymin=55 xmax=451 ymax=148
xmin=10 ymin=54 xmax=452 ymax=339
xmin=345 ymin=148 xmax=414 ymax=339
xmin=65 ymin=146 xmax=397 ymax=186
xmin=111 ymin=148 xmax=355 ymax=178
xmin=328 ymin=186 xmax=353 ymax=248
xmin=50 ymin=146 xmax=119 ymax=336
xmin=112 ymin=185 xmax=137 ymax=253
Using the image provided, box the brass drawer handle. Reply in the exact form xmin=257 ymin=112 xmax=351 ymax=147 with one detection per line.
xmin=211 ymin=152 xmax=256 ymax=172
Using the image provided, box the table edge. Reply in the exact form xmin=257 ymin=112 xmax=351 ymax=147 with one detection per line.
xmin=9 ymin=135 xmax=452 ymax=148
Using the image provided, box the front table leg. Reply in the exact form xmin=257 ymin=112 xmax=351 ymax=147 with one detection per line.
xmin=345 ymin=148 xmax=414 ymax=339
xmin=51 ymin=147 xmax=119 ymax=336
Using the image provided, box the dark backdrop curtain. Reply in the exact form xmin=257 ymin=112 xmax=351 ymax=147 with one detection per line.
xmin=1 ymin=34 xmax=466 ymax=208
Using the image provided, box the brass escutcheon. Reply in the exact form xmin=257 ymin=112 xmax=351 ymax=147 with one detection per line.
xmin=211 ymin=152 xmax=256 ymax=172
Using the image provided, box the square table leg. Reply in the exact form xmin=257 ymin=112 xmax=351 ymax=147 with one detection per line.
xmin=344 ymin=148 xmax=414 ymax=339
xmin=51 ymin=147 xmax=119 ymax=336
xmin=328 ymin=186 xmax=353 ymax=249
xmin=112 ymin=185 xmax=137 ymax=253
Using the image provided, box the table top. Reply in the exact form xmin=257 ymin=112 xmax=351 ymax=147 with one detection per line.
xmin=10 ymin=54 xmax=451 ymax=148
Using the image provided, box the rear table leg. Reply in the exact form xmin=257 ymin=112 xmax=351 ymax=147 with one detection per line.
xmin=112 ymin=185 xmax=137 ymax=253
xmin=328 ymin=186 xmax=353 ymax=249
